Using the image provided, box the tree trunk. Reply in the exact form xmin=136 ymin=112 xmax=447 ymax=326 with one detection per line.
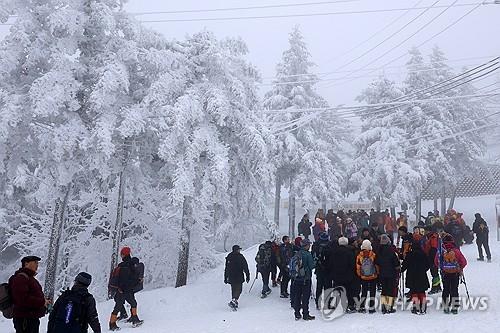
xmin=274 ymin=175 xmax=281 ymax=228
xmin=288 ymin=182 xmax=296 ymax=239
xmin=175 ymin=196 xmax=193 ymax=288
xmin=440 ymin=184 xmax=446 ymax=216
xmin=44 ymin=184 xmax=71 ymax=301
xmin=415 ymin=195 xmax=422 ymax=227
xmin=108 ymin=170 xmax=126 ymax=298
xmin=433 ymin=191 xmax=438 ymax=213
xmin=374 ymin=196 xmax=381 ymax=211
xmin=448 ymin=187 xmax=458 ymax=211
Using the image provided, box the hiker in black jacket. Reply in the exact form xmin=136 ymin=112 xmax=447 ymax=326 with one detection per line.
xmin=108 ymin=247 xmax=143 ymax=331
xmin=298 ymin=214 xmax=312 ymax=239
xmin=473 ymin=213 xmax=491 ymax=262
xmin=225 ymin=245 xmax=250 ymax=310
xmin=329 ymin=237 xmax=356 ymax=313
xmin=375 ymin=235 xmax=400 ymax=314
xmin=47 ymin=272 xmax=101 ymax=333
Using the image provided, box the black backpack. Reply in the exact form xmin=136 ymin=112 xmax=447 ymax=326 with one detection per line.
xmin=314 ymin=242 xmax=330 ymax=269
xmin=51 ymin=290 xmax=89 ymax=333
xmin=0 ymin=282 xmax=12 ymax=319
xmin=255 ymin=244 xmax=272 ymax=271
xmin=131 ymin=258 xmax=145 ymax=293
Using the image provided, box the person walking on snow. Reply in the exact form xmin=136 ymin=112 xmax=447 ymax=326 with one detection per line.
xmin=108 ymin=247 xmax=143 ymax=330
xmin=375 ymin=234 xmax=400 ymax=314
xmin=402 ymin=236 xmax=430 ymax=315
xmin=255 ymin=241 xmax=275 ymax=298
xmin=472 ymin=213 xmax=491 ymax=262
xmin=279 ymin=236 xmax=293 ymax=298
xmin=224 ymin=245 xmax=250 ymax=311
xmin=47 ymin=272 xmax=101 ymax=333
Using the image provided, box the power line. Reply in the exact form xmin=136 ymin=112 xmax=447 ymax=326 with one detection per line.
xmin=322 ymin=0 xmax=425 ymax=66
xmin=131 ymin=0 xmax=362 ymax=16
xmin=139 ymin=2 xmax=492 ymax=23
xmin=324 ymin=1 xmax=484 ymax=89
xmin=323 ymin=0 xmax=444 ymax=76
xmin=260 ymin=54 xmax=496 ymax=81
xmin=322 ymin=0 xmax=461 ymax=88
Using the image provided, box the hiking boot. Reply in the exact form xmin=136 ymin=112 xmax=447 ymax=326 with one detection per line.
xmin=443 ymin=307 xmax=450 ymax=314
xmin=381 ymin=305 xmax=387 ymax=314
xmin=346 ymin=307 xmax=357 ymax=314
xmin=368 ymin=309 xmax=376 ymax=314
xmin=477 ymin=257 xmax=485 ymax=261
xmin=129 ymin=315 xmax=144 ymax=327
xmin=109 ymin=322 xmax=121 ymax=331
xmin=451 ymin=309 xmax=458 ymax=315
xmin=117 ymin=314 xmax=129 ymax=322
xmin=411 ymin=307 xmax=419 ymax=315
xmin=303 ymin=314 xmax=315 ymax=321
xmin=284 ymin=292 xmax=290 ymax=297
xmin=386 ymin=307 xmax=396 ymax=314
xmin=294 ymin=312 xmax=302 ymax=321
xmin=280 ymin=293 xmax=289 ymax=298
xmin=358 ymin=307 xmax=366 ymax=313
xmin=487 ymin=258 xmax=492 ymax=263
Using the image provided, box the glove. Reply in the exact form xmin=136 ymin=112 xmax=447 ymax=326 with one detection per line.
xmin=246 ymin=276 xmax=250 ymax=283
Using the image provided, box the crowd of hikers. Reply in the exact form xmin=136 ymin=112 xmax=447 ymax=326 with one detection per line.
xmin=224 ymin=208 xmax=493 ymax=321
xmin=0 ymin=246 xmax=144 ymax=333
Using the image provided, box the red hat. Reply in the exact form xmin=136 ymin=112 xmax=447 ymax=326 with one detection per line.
xmin=120 ymin=247 xmax=131 ymax=256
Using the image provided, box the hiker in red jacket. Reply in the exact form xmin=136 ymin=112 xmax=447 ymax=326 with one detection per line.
xmin=9 ymin=256 xmax=50 ymax=333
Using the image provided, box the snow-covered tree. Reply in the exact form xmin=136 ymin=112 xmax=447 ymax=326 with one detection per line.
xmin=154 ymin=31 xmax=272 ymax=287
xmin=349 ymin=77 xmax=429 ymax=208
xmin=263 ymin=26 xmax=345 ymax=236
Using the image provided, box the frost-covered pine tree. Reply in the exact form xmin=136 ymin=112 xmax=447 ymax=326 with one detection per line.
xmin=155 ymin=31 xmax=272 ymax=287
xmin=349 ymin=77 xmax=429 ymax=209
xmin=263 ymin=26 xmax=344 ymax=236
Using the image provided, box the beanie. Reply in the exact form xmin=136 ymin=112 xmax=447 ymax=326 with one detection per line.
xmin=120 ymin=247 xmax=131 ymax=256
xmin=338 ymin=237 xmax=348 ymax=246
xmin=361 ymin=239 xmax=372 ymax=251
xmin=301 ymin=238 xmax=311 ymax=247
xmin=380 ymin=234 xmax=391 ymax=246
xmin=75 ymin=272 xmax=92 ymax=287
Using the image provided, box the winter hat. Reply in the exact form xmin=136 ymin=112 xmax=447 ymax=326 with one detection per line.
xmin=380 ymin=234 xmax=391 ymax=246
xmin=319 ymin=232 xmax=329 ymax=241
xmin=361 ymin=239 xmax=372 ymax=251
xmin=294 ymin=237 xmax=303 ymax=247
xmin=21 ymin=256 xmax=41 ymax=266
xmin=232 ymin=245 xmax=242 ymax=252
xmin=120 ymin=247 xmax=131 ymax=257
xmin=338 ymin=237 xmax=349 ymax=246
xmin=475 ymin=213 xmax=482 ymax=219
xmin=301 ymin=238 xmax=311 ymax=248
xmin=75 ymin=272 xmax=92 ymax=287
xmin=398 ymin=226 xmax=408 ymax=233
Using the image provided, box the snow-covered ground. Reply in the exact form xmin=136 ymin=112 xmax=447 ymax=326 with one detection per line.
xmin=1 ymin=195 xmax=498 ymax=333
xmin=1 ymin=238 xmax=499 ymax=333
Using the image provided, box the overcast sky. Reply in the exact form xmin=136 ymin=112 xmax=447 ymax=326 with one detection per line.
xmin=0 ymin=0 xmax=498 ymax=106
xmin=123 ymin=0 xmax=500 ymax=106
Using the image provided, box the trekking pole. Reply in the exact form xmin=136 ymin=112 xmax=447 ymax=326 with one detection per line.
xmin=461 ymin=273 xmax=471 ymax=303
xmin=249 ymin=270 xmax=259 ymax=293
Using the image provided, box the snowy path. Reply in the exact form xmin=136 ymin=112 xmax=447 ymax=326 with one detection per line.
xmin=2 ymin=240 xmax=499 ymax=333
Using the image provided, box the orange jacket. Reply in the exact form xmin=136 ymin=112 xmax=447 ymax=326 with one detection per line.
xmin=356 ymin=250 xmax=379 ymax=281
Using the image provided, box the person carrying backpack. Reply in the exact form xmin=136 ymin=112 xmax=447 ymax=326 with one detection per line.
xmin=289 ymin=237 xmax=302 ymax=309
xmin=47 ymin=272 xmax=101 ymax=333
xmin=445 ymin=218 xmax=464 ymax=247
xmin=402 ymin=237 xmax=430 ymax=315
xmin=291 ymin=238 xmax=315 ymax=321
xmin=374 ymin=235 xmax=400 ymax=314
xmin=279 ymin=236 xmax=294 ymax=298
xmin=297 ymin=214 xmax=312 ymax=239
xmin=355 ymin=240 xmax=378 ymax=313
xmin=311 ymin=232 xmax=332 ymax=310
xmin=472 ymin=213 xmax=491 ymax=262
xmin=435 ymin=234 xmax=467 ymax=314
xmin=255 ymin=241 xmax=274 ymax=298
xmin=8 ymin=256 xmax=50 ymax=333
xmin=424 ymin=225 xmax=442 ymax=295
xmin=224 ymin=245 xmax=250 ymax=311
xmin=108 ymin=247 xmax=144 ymax=330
